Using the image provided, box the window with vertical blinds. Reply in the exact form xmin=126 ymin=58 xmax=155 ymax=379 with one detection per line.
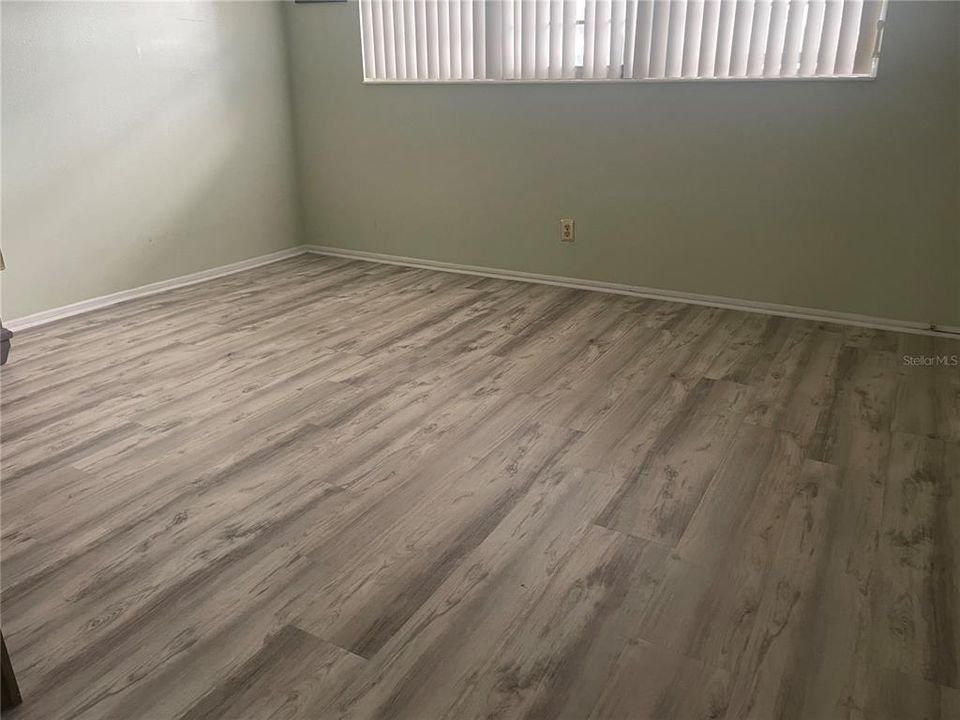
xmin=359 ymin=0 xmax=886 ymax=82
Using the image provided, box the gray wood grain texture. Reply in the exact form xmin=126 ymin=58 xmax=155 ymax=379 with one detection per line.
xmin=1 ymin=254 xmax=958 ymax=719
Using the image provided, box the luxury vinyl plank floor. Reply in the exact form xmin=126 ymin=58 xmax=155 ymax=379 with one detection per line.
xmin=1 ymin=254 xmax=958 ymax=719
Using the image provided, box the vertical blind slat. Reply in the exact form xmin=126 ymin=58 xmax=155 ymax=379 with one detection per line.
xmin=461 ymin=0 xmax=473 ymax=78
xmin=648 ymin=0 xmax=671 ymax=78
xmin=382 ymin=0 xmax=397 ymax=78
xmin=425 ymin=0 xmax=439 ymax=78
xmin=610 ymin=0 xmax=628 ymax=79
xmin=393 ymin=0 xmax=407 ymax=78
xmin=593 ymin=0 xmax=613 ymax=78
xmin=561 ymin=0 xmax=578 ymax=77
xmin=729 ymin=0 xmax=754 ymax=76
xmin=535 ymin=0 xmax=550 ymax=78
xmin=853 ymin=0 xmax=884 ymax=74
xmin=361 ymin=0 xmax=886 ymax=82
xmin=372 ymin=0 xmax=387 ymax=79
xmin=816 ymin=0 xmax=844 ymax=76
xmin=501 ymin=0 xmax=515 ymax=78
xmin=484 ymin=0 xmax=500 ymax=79
xmin=746 ymin=0 xmax=772 ymax=77
xmin=583 ymin=0 xmax=598 ymax=77
xmin=834 ymin=0 xmax=864 ymax=75
xmin=414 ymin=0 xmax=428 ymax=78
xmin=449 ymin=0 xmax=462 ymax=78
xmin=713 ymin=0 xmax=737 ymax=77
xmin=520 ymin=0 xmax=535 ymax=78
xmin=632 ymin=0 xmax=655 ymax=78
xmin=762 ymin=0 xmax=789 ymax=77
xmin=621 ymin=0 xmax=639 ymax=78
xmin=682 ymin=1 xmax=706 ymax=78
xmin=473 ymin=0 xmax=485 ymax=78
xmin=514 ymin=0 xmax=522 ymax=77
xmin=360 ymin=0 xmax=377 ymax=79
xmin=698 ymin=0 xmax=721 ymax=77
xmin=799 ymin=0 xmax=825 ymax=75
xmin=517 ymin=0 xmax=529 ymax=78
xmin=403 ymin=0 xmax=417 ymax=78
xmin=665 ymin=0 xmax=688 ymax=78
xmin=438 ymin=0 xmax=450 ymax=79
xmin=780 ymin=0 xmax=808 ymax=77
xmin=549 ymin=0 xmax=564 ymax=78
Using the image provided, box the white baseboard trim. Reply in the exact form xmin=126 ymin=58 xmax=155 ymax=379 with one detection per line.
xmin=306 ymin=245 xmax=960 ymax=339
xmin=9 ymin=243 xmax=957 ymax=338
xmin=7 ymin=246 xmax=309 ymax=331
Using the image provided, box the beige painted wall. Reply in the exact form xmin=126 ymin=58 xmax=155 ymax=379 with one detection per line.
xmin=1 ymin=1 xmax=302 ymax=320
xmin=285 ymin=0 xmax=960 ymax=327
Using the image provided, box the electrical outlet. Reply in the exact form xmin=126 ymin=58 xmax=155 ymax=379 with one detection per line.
xmin=560 ymin=219 xmax=575 ymax=242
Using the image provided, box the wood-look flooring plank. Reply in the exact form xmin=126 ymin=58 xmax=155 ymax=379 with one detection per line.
xmin=178 ymin=625 xmax=365 ymax=720
xmin=870 ymin=434 xmax=958 ymax=690
xmin=637 ymin=427 xmax=807 ymax=672
xmin=672 ymin=425 xmax=806 ymax=568
xmin=724 ymin=459 xmax=842 ymax=719
xmin=860 ymin=672 xmax=960 ymax=720
xmin=22 ymin=545 xmax=314 ymax=720
xmin=295 ymin=421 xmax=584 ymax=658
xmin=1 ymin=375 xmax=355 ymax=589
xmin=744 ymin=325 xmax=843 ymax=437
xmin=320 ymin=465 xmax=632 ymax=720
xmin=703 ymin=312 xmax=778 ymax=382
xmin=595 ymin=377 xmax=750 ymax=546
xmin=669 ymin=308 xmax=751 ymax=382
xmin=555 ymin=307 xmax=747 ymax=478
xmin=537 ymin=323 xmax=671 ymax=433
xmin=588 ymin=638 xmax=731 ymax=720
xmin=424 ymin=527 xmax=667 ymax=720
xmin=500 ymin=300 xmax=640 ymax=399
xmin=812 ymin=347 xmax=900 ymax=449
xmin=843 ymin=325 xmax=902 ymax=352
xmin=769 ymin=429 xmax=889 ymax=720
